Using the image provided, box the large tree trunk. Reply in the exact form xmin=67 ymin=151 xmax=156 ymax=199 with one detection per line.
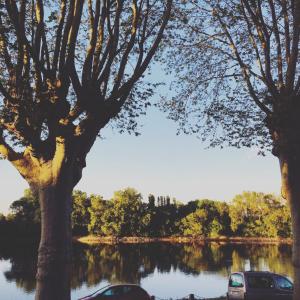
xmin=34 ymin=170 xmax=74 ymax=300
xmin=279 ymin=155 xmax=300 ymax=300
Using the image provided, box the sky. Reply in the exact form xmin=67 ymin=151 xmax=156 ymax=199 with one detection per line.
xmin=0 ymin=105 xmax=281 ymax=214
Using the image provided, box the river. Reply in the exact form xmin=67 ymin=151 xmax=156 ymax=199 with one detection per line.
xmin=0 ymin=241 xmax=293 ymax=299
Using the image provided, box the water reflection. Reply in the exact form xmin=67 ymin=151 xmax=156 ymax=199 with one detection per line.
xmin=0 ymin=241 xmax=293 ymax=299
xmin=0 ymin=241 xmax=37 ymax=293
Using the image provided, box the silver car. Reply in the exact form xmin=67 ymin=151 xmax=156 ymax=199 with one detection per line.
xmin=227 ymin=271 xmax=293 ymax=300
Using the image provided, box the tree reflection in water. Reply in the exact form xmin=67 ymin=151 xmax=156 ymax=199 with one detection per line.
xmin=0 ymin=241 xmax=294 ymax=295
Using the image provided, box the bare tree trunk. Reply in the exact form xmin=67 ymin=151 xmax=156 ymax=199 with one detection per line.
xmin=280 ymin=155 xmax=300 ymax=300
xmin=34 ymin=175 xmax=73 ymax=300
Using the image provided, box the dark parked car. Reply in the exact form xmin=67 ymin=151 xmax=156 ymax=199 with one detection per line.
xmin=78 ymin=284 xmax=151 ymax=300
xmin=227 ymin=271 xmax=293 ymax=300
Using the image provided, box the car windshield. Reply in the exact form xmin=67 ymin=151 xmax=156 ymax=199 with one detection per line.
xmin=274 ymin=276 xmax=293 ymax=290
xmin=247 ymin=275 xmax=274 ymax=289
xmin=85 ymin=285 xmax=111 ymax=298
xmin=229 ymin=274 xmax=244 ymax=287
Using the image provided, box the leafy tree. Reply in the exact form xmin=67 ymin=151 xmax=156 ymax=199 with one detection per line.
xmin=157 ymin=196 xmax=161 ymax=207
xmin=72 ymin=190 xmax=90 ymax=235
xmin=163 ymin=1 xmax=300 ymax=294
xmin=265 ymin=206 xmax=292 ymax=238
xmin=88 ymin=188 xmax=150 ymax=236
xmin=0 ymin=213 xmax=5 ymax=222
xmin=107 ymin=188 xmax=149 ymax=236
xmin=148 ymin=194 xmax=155 ymax=209
xmin=9 ymin=189 xmax=40 ymax=224
xmin=230 ymin=192 xmax=268 ymax=237
xmin=0 ymin=1 xmax=172 ymax=298
xmin=179 ymin=208 xmax=208 ymax=236
xmin=178 ymin=199 xmax=231 ymax=237
xmin=0 ymin=189 xmax=41 ymax=239
xmin=0 ymin=213 xmax=9 ymax=237
xmin=148 ymin=203 xmax=178 ymax=236
xmin=88 ymin=194 xmax=108 ymax=235
xmin=229 ymin=192 xmax=292 ymax=238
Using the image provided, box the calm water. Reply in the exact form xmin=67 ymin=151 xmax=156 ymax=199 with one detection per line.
xmin=0 ymin=241 xmax=293 ymax=300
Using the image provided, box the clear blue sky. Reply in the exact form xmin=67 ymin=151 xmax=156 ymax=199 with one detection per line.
xmin=0 ymin=105 xmax=280 ymax=214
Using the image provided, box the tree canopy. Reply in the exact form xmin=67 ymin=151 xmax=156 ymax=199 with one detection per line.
xmin=163 ymin=0 xmax=300 ymax=154
xmin=0 ymin=0 xmax=171 ymax=188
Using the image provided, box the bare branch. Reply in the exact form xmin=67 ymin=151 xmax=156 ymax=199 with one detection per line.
xmin=53 ymin=0 xmax=67 ymax=73
xmin=268 ymin=0 xmax=284 ymax=89
xmin=286 ymin=0 xmax=300 ymax=91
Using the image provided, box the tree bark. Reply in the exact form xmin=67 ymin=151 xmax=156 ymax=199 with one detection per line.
xmin=34 ymin=173 xmax=73 ymax=300
xmin=279 ymin=155 xmax=300 ymax=300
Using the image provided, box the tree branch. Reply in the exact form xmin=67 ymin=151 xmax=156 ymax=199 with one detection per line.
xmin=215 ymin=6 xmax=272 ymax=116
xmin=286 ymin=0 xmax=300 ymax=91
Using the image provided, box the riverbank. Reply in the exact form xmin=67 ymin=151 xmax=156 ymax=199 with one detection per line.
xmin=75 ymin=235 xmax=292 ymax=245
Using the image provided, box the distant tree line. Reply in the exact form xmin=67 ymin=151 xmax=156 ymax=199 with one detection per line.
xmin=0 ymin=189 xmax=292 ymax=239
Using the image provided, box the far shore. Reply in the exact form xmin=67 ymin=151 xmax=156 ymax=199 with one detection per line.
xmin=75 ymin=235 xmax=293 ymax=245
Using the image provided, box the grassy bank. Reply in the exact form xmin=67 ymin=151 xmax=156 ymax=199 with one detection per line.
xmin=75 ymin=235 xmax=292 ymax=245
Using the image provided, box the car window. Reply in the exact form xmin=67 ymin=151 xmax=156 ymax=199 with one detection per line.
xmin=131 ymin=286 xmax=149 ymax=297
xmin=229 ymin=274 xmax=244 ymax=288
xmin=274 ymin=276 xmax=293 ymax=290
xmin=123 ymin=286 xmax=133 ymax=294
xmin=247 ymin=275 xmax=274 ymax=289
xmin=102 ymin=286 xmax=124 ymax=296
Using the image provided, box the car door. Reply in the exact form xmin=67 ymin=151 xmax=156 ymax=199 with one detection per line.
xmin=126 ymin=286 xmax=150 ymax=300
xmin=246 ymin=274 xmax=276 ymax=300
xmin=118 ymin=286 xmax=135 ymax=300
xmin=273 ymin=275 xmax=293 ymax=300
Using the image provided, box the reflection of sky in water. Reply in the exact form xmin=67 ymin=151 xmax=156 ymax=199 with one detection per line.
xmin=0 ymin=260 xmax=34 ymax=300
xmin=141 ymin=267 xmax=227 ymax=299
xmin=0 ymin=243 xmax=293 ymax=300
xmin=69 ymin=268 xmax=228 ymax=299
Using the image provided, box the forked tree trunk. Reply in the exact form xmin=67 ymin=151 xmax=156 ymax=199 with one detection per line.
xmin=280 ymin=155 xmax=300 ymax=300
xmin=34 ymin=167 xmax=74 ymax=300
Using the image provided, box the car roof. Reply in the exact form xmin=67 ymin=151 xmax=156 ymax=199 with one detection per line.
xmin=106 ymin=284 xmax=141 ymax=287
xmin=231 ymin=271 xmax=284 ymax=277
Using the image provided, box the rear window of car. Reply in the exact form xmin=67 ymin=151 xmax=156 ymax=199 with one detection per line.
xmin=247 ymin=275 xmax=274 ymax=289
xmin=229 ymin=274 xmax=244 ymax=287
